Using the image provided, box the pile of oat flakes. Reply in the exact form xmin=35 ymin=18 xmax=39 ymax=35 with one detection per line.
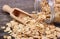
xmin=2 ymin=0 xmax=60 ymax=39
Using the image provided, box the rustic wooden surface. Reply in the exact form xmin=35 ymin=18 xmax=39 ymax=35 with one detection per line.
xmin=0 ymin=0 xmax=34 ymax=26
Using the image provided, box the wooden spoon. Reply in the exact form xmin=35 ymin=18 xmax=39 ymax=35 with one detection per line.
xmin=2 ymin=5 xmax=35 ymax=25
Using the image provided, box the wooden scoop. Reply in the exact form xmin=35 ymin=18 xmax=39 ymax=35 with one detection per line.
xmin=2 ymin=5 xmax=34 ymax=25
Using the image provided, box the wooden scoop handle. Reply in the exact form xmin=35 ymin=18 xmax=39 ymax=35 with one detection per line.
xmin=2 ymin=5 xmax=13 ymax=13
